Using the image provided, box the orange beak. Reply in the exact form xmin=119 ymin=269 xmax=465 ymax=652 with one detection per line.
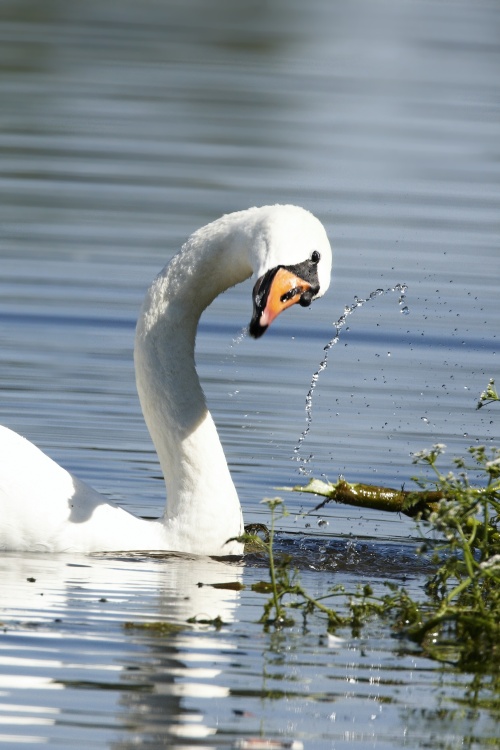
xmin=249 ymin=266 xmax=315 ymax=338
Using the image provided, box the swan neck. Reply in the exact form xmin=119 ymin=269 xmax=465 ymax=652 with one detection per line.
xmin=134 ymin=217 xmax=254 ymax=549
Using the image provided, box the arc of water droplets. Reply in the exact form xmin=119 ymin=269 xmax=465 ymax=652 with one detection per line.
xmin=231 ymin=328 xmax=248 ymax=347
xmin=293 ymin=283 xmax=409 ymax=475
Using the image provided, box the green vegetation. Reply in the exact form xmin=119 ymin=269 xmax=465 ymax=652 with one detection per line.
xmin=123 ymin=621 xmax=186 ymax=635
xmin=382 ymin=442 xmax=500 ymax=670
xmin=246 ymin=498 xmax=386 ymax=634
xmin=476 ymin=377 xmax=499 ymax=409
xmin=247 ymin=379 xmax=500 ymax=674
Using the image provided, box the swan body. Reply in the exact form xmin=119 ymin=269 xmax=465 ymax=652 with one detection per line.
xmin=0 ymin=205 xmax=332 ymax=554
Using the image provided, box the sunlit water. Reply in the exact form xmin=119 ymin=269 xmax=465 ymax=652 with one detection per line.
xmin=1 ymin=0 xmax=499 ymax=747
xmin=293 ymin=284 xmax=409 ymax=476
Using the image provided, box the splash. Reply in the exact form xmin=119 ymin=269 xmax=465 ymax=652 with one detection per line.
xmin=231 ymin=327 xmax=248 ymax=347
xmin=225 ymin=327 xmax=248 ymax=397
xmin=293 ymin=284 xmax=408 ymax=475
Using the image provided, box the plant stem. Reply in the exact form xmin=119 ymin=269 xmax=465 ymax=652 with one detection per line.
xmin=266 ymin=502 xmax=284 ymax=623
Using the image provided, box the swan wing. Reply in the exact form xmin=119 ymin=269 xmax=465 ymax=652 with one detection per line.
xmin=0 ymin=426 xmax=168 ymax=552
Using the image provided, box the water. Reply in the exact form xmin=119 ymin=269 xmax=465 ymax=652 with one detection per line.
xmin=1 ymin=0 xmax=500 ymax=746
xmin=293 ymin=284 xmax=409 ymax=476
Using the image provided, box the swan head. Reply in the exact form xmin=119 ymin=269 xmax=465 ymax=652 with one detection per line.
xmin=246 ymin=205 xmax=332 ymax=338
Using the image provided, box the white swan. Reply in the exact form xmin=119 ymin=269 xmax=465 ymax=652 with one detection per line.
xmin=0 ymin=205 xmax=332 ymax=554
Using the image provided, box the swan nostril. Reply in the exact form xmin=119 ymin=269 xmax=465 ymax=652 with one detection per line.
xmin=280 ymin=286 xmax=301 ymax=304
xmin=299 ymin=283 xmax=320 ymax=307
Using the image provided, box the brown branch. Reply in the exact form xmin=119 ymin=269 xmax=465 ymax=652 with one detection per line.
xmin=287 ymin=478 xmax=442 ymax=518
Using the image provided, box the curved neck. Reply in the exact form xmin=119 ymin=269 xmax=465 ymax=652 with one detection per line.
xmin=133 ymin=215 xmax=254 ymax=547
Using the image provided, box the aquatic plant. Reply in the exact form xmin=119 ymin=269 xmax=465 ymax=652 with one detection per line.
xmin=250 ymin=379 xmax=500 ymax=673
xmin=246 ymin=498 xmax=380 ymax=633
xmin=476 ymin=377 xmax=499 ymax=409
xmin=395 ymin=442 xmax=500 ymax=669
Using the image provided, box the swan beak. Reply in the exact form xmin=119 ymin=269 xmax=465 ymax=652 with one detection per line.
xmin=249 ymin=266 xmax=316 ymax=338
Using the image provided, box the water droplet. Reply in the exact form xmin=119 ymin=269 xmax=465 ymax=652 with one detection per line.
xmin=292 ymin=282 xmax=408 ymax=472
xmin=231 ymin=327 xmax=248 ymax=347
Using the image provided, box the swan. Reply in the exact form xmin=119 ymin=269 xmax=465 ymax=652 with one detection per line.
xmin=0 ymin=205 xmax=332 ymax=554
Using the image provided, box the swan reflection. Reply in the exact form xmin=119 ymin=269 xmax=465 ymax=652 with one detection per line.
xmin=0 ymin=551 xmax=244 ymax=746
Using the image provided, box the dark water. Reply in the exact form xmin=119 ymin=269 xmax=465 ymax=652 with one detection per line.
xmin=0 ymin=0 xmax=499 ymax=746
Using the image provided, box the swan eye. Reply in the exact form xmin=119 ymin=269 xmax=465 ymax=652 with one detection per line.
xmin=310 ymin=250 xmax=320 ymax=264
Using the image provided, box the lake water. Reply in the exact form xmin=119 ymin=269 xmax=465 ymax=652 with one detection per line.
xmin=1 ymin=0 xmax=499 ymax=747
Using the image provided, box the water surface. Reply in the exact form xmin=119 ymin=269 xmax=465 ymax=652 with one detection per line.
xmin=0 ymin=0 xmax=499 ymax=746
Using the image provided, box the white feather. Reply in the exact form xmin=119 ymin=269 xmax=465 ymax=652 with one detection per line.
xmin=0 ymin=205 xmax=332 ymax=554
